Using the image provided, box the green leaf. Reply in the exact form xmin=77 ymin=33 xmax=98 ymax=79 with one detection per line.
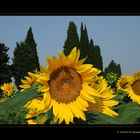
xmin=113 ymin=89 xmax=131 ymax=104
xmin=117 ymin=102 xmax=140 ymax=124
xmin=86 ymin=112 xmax=122 ymax=124
xmin=86 ymin=102 xmax=140 ymax=125
xmin=0 ymin=109 xmax=28 ymax=124
xmin=0 ymin=85 xmax=41 ymax=122
xmin=44 ymin=109 xmax=54 ymax=124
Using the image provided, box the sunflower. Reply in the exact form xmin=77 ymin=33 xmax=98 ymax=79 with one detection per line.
xmin=106 ymin=72 xmax=118 ymax=82
xmin=0 ymin=83 xmax=14 ymax=97
xmin=35 ymin=47 xmax=101 ymax=124
xmin=19 ymin=72 xmax=38 ymax=91
xmin=87 ymin=76 xmax=118 ymax=117
xmin=118 ymin=71 xmax=140 ymax=104
xmin=25 ymin=97 xmax=49 ymax=124
xmin=116 ymin=75 xmax=133 ymax=90
xmin=25 ymin=97 xmax=48 ymax=119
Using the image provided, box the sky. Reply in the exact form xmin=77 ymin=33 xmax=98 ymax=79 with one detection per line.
xmin=0 ymin=16 xmax=140 ymax=75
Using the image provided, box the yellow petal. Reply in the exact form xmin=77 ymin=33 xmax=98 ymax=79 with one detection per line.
xmin=58 ymin=50 xmax=69 ymax=66
xmin=81 ymin=89 xmax=96 ymax=103
xmin=101 ymin=93 xmax=116 ymax=100
xmin=102 ymin=106 xmax=118 ymax=117
xmin=69 ymin=101 xmax=86 ymax=121
xmin=103 ymin=100 xmax=118 ymax=107
xmin=40 ymin=65 xmax=49 ymax=73
xmin=38 ymin=100 xmax=46 ymax=111
xmin=52 ymin=56 xmax=60 ymax=69
xmin=38 ymin=85 xmax=49 ymax=92
xmin=43 ymin=92 xmax=51 ymax=107
xmin=58 ymin=103 xmax=64 ymax=124
xmin=76 ymin=64 xmax=93 ymax=73
xmin=52 ymin=99 xmax=59 ymax=117
xmin=66 ymin=105 xmax=74 ymax=123
xmin=81 ymin=68 xmax=101 ymax=80
xmin=62 ymin=104 xmax=70 ymax=124
xmin=28 ymin=72 xmax=36 ymax=79
xmin=75 ymin=49 xmax=80 ymax=62
xmin=21 ymin=79 xmax=30 ymax=84
xmin=25 ymin=77 xmax=32 ymax=83
xmin=75 ymin=99 xmax=87 ymax=111
xmin=47 ymin=56 xmax=57 ymax=72
xmin=72 ymin=58 xmax=86 ymax=68
xmin=67 ymin=47 xmax=77 ymax=63
xmin=77 ymin=96 xmax=89 ymax=108
xmin=27 ymin=119 xmax=37 ymax=124
xmin=36 ymin=75 xmax=50 ymax=84
xmin=83 ymin=84 xmax=100 ymax=97
xmin=19 ymin=85 xmax=31 ymax=89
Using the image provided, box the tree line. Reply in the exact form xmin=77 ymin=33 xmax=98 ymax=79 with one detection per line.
xmin=0 ymin=21 xmax=121 ymax=95
xmin=0 ymin=27 xmax=40 ymax=95
xmin=63 ymin=21 xmax=121 ymax=77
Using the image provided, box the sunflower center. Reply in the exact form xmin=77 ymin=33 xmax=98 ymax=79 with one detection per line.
xmin=6 ymin=86 xmax=11 ymax=91
xmin=132 ymin=80 xmax=140 ymax=96
xmin=87 ymin=97 xmax=103 ymax=112
xmin=49 ymin=66 xmax=82 ymax=103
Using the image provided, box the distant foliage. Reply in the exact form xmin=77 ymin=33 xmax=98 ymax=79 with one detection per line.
xmin=25 ymin=27 xmax=40 ymax=70
xmin=0 ymin=43 xmax=12 ymax=95
xmin=87 ymin=39 xmax=103 ymax=71
xmin=79 ymin=23 xmax=89 ymax=61
xmin=104 ymin=60 xmax=122 ymax=77
xmin=63 ymin=21 xmax=103 ymax=71
xmin=63 ymin=21 xmax=79 ymax=56
xmin=12 ymin=27 xmax=40 ymax=89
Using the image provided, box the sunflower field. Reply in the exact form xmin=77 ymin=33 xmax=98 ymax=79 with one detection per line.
xmin=0 ymin=47 xmax=140 ymax=125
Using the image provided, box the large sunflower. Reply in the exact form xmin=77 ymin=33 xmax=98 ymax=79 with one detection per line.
xmin=117 ymin=71 xmax=140 ymax=104
xmin=35 ymin=47 xmax=101 ymax=124
xmin=87 ymin=76 xmax=118 ymax=117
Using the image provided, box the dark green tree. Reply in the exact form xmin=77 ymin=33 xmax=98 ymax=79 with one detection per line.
xmin=63 ymin=21 xmax=79 ymax=56
xmin=93 ymin=45 xmax=103 ymax=71
xmin=79 ymin=23 xmax=89 ymax=61
xmin=25 ymin=27 xmax=40 ymax=71
xmin=12 ymin=27 xmax=40 ymax=89
xmin=87 ymin=39 xmax=103 ymax=71
xmin=104 ymin=60 xmax=122 ymax=77
xmin=86 ymin=39 xmax=94 ymax=64
xmin=0 ymin=43 xmax=12 ymax=95
xmin=63 ymin=22 xmax=103 ymax=72
xmin=104 ymin=60 xmax=122 ymax=88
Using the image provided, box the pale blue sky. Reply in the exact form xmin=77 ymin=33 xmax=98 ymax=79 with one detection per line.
xmin=0 ymin=16 xmax=140 ymax=75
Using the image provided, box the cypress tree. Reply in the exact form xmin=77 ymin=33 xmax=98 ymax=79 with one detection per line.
xmin=0 ymin=43 xmax=12 ymax=95
xmin=63 ymin=22 xmax=103 ymax=73
xmin=12 ymin=27 xmax=40 ymax=89
xmin=25 ymin=27 xmax=40 ymax=71
xmin=87 ymin=39 xmax=103 ymax=71
xmin=104 ymin=60 xmax=121 ymax=88
xmin=79 ymin=23 xmax=89 ymax=61
xmin=94 ymin=45 xmax=103 ymax=71
xmin=117 ymin=64 xmax=122 ymax=77
xmin=63 ymin=21 xmax=79 ymax=56
xmin=104 ymin=60 xmax=122 ymax=77
xmin=87 ymin=39 xmax=94 ymax=64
